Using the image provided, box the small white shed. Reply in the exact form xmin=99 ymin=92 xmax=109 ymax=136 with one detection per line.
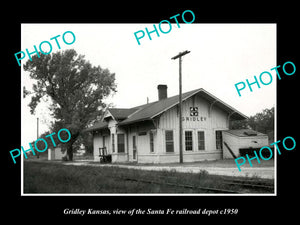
xmin=222 ymin=129 xmax=269 ymax=159
xmin=48 ymin=147 xmax=67 ymax=160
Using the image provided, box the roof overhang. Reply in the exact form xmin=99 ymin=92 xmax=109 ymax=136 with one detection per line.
xmin=83 ymin=122 xmax=109 ymax=132
xmin=198 ymin=89 xmax=248 ymax=120
xmin=107 ymin=88 xmax=248 ymax=127
xmin=150 ymin=88 xmax=248 ymax=120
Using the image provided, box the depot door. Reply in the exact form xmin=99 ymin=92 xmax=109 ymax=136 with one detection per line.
xmin=132 ymin=135 xmax=137 ymax=161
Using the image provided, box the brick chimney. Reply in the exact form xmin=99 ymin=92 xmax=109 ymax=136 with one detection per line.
xmin=157 ymin=84 xmax=168 ymax=101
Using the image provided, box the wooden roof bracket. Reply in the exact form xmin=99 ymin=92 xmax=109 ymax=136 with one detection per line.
xmin=208 ymin=100 xmax=218 ymax=117
xmin=151 ymin=116 xmax=160 ymax=129
xmin=227 ymin=111 xmax=237 ymax=124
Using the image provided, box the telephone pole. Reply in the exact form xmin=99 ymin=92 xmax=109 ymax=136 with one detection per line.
xmin=171 ymin=50 xmax=190 ymax=163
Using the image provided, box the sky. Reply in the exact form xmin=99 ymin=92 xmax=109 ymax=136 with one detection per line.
xmin=21 ymin=23 xmax=276 ymax=145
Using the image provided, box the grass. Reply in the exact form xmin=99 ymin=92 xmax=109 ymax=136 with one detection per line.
xmin=113 ymin=158 xmax=274 ymax=169
xmin=23 ymin=161 xmax=274 ymax=194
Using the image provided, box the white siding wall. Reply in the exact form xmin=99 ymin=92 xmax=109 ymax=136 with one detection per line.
xmin=127 ymin=122 xmax=157 ymax=163
xmin=113 ymin=123 xmax=128 ymax=163
xmin=48 ymin=148 xmax=55 ymax=160
xmin=222 ymin=132 xmax=269 ymax=159
xmin=48 ymin=147 xmax=66 ymax=160
xmin=54 ymin=147 xmax=67 ymax=159
xmin=93 ymin=133 xmax=102 ymax=162
xmin=92 ymin=118 xmax=129 ymax=163
xmin=92 ymin=94 xmax=237 ymax=164
xmin=157 ymin=95 xmax=228 ymax=163
xmin=93 ymin=130 xmax=111 ymax=162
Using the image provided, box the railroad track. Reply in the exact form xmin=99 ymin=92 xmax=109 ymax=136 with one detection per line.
xmin=107 ymin=174 xmax=239 ymax=194
xmin=99 ymin=172 xmax=274 ymax=194
xmin=156 ymin=175 xmax=274 ymax=192
xmin=222 ymin=178 xmax=274 ymax=191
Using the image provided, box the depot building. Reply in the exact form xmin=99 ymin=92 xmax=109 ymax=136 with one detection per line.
xmin=86 ymin=85 xmax=265 ymax=163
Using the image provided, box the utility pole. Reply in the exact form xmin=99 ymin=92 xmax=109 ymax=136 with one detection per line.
xmin=171 ymin=50 xmax=190 ymax=164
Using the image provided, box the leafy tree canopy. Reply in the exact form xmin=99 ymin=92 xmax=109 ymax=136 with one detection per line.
xmin=24 ymin=49 xmax=116 ymax=160
xmin=230 ymin=107 xmax=274 ymax=142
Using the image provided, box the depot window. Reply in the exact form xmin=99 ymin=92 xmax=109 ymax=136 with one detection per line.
xmin=197 ymin=131 xmax=205 ymax=150
xmin=165 ymin=130 xmax=174 ymax=153
xmin=117 ymin=133 xmax=125 ymax=153
xmin=185 ymin=130 xmax=193 ymax=151
xmin=216 ymin=130 xmax=223 ymax=150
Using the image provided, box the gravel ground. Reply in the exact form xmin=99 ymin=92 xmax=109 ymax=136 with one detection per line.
xmin=60 ymin=158 xmax=275 ymax=179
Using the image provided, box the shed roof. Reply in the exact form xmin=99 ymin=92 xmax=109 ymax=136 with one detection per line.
xmin=84 ymin=121 xmax=108 ymax=132
xmin=223 ymin=129 xmax=267 ymax=137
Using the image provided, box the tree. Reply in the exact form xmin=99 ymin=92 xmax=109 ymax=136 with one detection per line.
xmin=230 ymin=107 xmax=274 ymax=142
xmin=24 ymin=49 xmax=116 ymax=160
xmin=229 ymin=119 xmax=249 ymax=130
xmin=247 ymin=107 xmax=274 ymax=134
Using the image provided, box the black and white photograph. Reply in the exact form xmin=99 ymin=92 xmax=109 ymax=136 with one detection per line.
xmin=21 ymin=23 xmax=276 ymax=195
xmin=4 ymin=4 xmax=298 ymax=222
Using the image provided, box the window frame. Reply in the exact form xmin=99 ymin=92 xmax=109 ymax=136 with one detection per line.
xmin=149 ymin=131 xmax=154 ymax=153
xmin=117 ymin=133 xmax=125 ymax=153
xmin=215 ymin=130 xmax=223 ymax=150
xmin=132 ymin=135 xmax=136 ymax=159
xmin=165 ymin=130 xmax=174 ymax=153
xmin=197 ymin=130 xmax=205 ymax=151
xmin=184 ymin=130 xmax=193 ymax=151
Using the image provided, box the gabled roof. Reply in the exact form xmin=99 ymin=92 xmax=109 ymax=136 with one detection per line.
xmin=86 ymin=88 xmax=248 ymax=131
xmin=118 ymin=88 xmax=248 ymax=126
xmin=118 ymin=88 xmax=203 ymax=125
xmin=104 ymin=108 xmax=139 ymax=120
